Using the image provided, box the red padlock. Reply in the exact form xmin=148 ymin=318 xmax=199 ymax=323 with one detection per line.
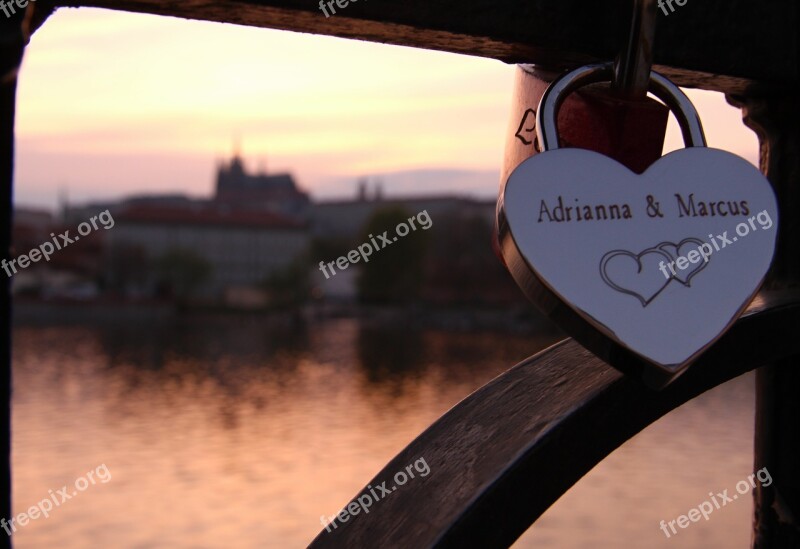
xmin=494 ymin=64 xmax=670 ymax=265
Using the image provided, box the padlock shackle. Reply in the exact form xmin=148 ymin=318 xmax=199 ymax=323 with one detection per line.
xmin=536 ymin=62 xmax=706 ymax=152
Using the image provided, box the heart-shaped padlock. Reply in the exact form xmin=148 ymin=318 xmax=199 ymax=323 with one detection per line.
xmin=497 ymin=63 xmax=779 ymax=388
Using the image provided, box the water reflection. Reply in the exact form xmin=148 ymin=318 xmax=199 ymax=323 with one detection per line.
xmin=11 ymin=314 xmax=755 ymax=548
xmin=357 ymin=326 xmax=426 ymax=386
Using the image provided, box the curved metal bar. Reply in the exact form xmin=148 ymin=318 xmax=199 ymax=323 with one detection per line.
xmin=536 ymin=62 xmax=706 ymax=152
xmin=308 ymin=292 xmax=800 ymax=548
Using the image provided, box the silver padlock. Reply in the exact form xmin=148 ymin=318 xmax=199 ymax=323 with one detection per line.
xmin=497 ymin=62 xmax=779 ymax=388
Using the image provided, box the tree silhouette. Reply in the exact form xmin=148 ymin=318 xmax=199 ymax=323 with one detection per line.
xmin=357 ymin=207 xmax=429 ymax=304
xmin=153 ymin=248 xmax=212 ymax=302
xmin=423 ymin=213 xmax=521 ymax=306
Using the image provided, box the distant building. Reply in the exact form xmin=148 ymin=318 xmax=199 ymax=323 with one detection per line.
xmin=12 ymin=207 xmax=53 ymax=254
xmin=13 ymin=207 xmax=53 ymax=233
xmin=110 ymin=206 xmax=309 ymax=299
xmin=215 ymin=155 xmax=310 ymax=219
xmin=11 ymin=207 xmax=104 ymax=299
xmin=42 ymin=157 xmax=506 ymax=306
xmin=62 ymin=195 xmax=204 ymax=226
xmin=63 ymin=154 xmax=311 ymax=225
xmin=11 ymin=208 xmax=54 ymax=298
xmin=54 ymin=154 xmax=313 ymax=304
xmin=308 ymin=188 xmax=499 ymax=304
xmin=311 ymin=193 xmax=495 ymax=241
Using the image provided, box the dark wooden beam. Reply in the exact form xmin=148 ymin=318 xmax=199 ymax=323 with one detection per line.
xmin=0 ymin=88 xmax=11 ymax=549
xmin=50 ymin=0 xmax=799 ymax=94
xmin=729 ymin=86 xmax=800 ymax=547
xmin=0 ymin=8 xmax=25 ymax=549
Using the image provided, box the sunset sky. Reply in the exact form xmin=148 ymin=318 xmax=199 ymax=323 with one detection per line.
xmin=15 ymin=8 xmax=759 ymax=211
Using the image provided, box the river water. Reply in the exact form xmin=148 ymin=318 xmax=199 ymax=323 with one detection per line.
xmin=11 ymin=313 xmax=756 ymax=548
